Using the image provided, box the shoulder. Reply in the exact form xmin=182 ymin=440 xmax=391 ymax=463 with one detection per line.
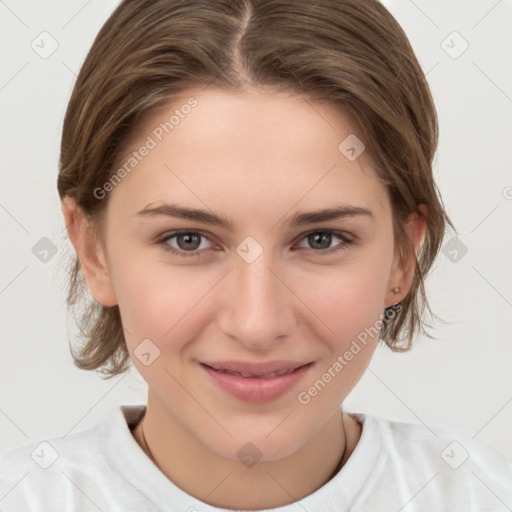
xmin=0 ymin=405 xmax=130 ymax=472
xmin=351 ymin=412 xmax=512 ymax=509
xmin=360 ymin=413 xmax=511 ymax=471
xmin=0 ymin=405 xmax=147 ymax=511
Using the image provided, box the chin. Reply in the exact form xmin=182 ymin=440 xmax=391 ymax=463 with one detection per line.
xmin=201 ymin=420 xmax=312 ymax=464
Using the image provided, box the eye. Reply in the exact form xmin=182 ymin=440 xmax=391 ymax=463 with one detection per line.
xmin=158 ymin=231 xmax=214 ymax=258
xmin=156 ymin=229 xmax=354 ymax=259
xmin=296 ymin=230 xmax=353 ymax=255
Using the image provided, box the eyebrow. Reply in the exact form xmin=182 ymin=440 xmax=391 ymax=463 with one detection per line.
xmin=134 ymin=203 xmax=374 ymax=231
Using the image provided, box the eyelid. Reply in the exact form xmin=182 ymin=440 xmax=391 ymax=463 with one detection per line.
xmin=294 ymin=228 xmax=355 ymax=243
xmin=157 ymin=229 xmax=217 ymax=249
xmin=293 ymin=229 xmax=354 ymax=255
xmin=156 ymin=228 xmax=356 ymax=258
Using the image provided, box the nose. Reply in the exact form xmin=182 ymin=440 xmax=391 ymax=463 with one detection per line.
xmin=216 ymin=249 xmax=296 ymax=352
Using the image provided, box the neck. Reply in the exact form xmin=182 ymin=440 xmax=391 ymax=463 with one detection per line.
xmin=132 ymin=397 xmax=360 ymax=510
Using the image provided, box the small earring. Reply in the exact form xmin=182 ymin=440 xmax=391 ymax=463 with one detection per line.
xmin=392 ymin=287 xmax=400 ymax=294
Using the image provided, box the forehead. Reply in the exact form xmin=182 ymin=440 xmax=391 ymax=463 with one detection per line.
xmin=107 ymin=87 xmax=390 ymax=223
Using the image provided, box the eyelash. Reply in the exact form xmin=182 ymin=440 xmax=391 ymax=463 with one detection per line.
xmin=156 ymin=230 xmax=354 ymax=258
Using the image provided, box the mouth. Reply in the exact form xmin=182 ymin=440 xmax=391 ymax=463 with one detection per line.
xmin=200 ymin=360 xmax=314 ymax=403
xmin=210 ymin=367 xmax=298 ymax=378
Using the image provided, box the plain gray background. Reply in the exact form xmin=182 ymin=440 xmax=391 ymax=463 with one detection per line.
xmin=1 ymin=0 xmax=511 ymax=462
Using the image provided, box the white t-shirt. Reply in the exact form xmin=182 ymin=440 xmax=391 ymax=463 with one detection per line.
xmin=1 ymin=404 xmax=510 ymax=511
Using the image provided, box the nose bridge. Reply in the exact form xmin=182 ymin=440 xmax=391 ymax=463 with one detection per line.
xmin=238 ymin=252 xmax=279 ymax=311
xmin=217 ymin=246 xmax=294 ymax=348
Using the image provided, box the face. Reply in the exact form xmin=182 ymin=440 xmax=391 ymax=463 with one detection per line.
xmin=75 ymin=87 xmax=410 ymax=461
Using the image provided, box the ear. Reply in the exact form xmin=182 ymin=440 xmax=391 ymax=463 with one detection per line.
xmin=385 ymin=205 xmax=427 ymax=308
xmin=61 ymin=196 xmax=118 ymax=307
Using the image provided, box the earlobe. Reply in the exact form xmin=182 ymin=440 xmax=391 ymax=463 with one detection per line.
xmin=61 ymin=196 xmax=118 ymax=307
xmin=385 ymin=208 xmax=427 ymax=308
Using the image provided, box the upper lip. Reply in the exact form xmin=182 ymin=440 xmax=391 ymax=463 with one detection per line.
xmin=201 ymin=360 xmax=312 ymax=377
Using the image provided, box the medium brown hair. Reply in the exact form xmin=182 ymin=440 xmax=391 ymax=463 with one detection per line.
xmin=57 ymin=0 xmax=454 ymax=378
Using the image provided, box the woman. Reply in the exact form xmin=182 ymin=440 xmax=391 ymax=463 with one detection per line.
xmin=1 ymin=1 xmax=510 ymax=510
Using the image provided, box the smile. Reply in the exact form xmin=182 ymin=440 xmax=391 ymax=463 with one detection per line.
xmin=200 ymin=360 xmax=314 ymax=403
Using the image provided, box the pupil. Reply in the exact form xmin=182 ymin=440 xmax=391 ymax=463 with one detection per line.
xmin=178 ymin=233 xmax=200 ymax=250
xmin=175 ymin=233 xmax=334 ymax=251
xmin=310 ymin=232 xmax=331 ymax=249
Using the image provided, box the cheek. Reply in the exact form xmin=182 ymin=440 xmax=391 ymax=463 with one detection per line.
xmin=115 ymin=263 xmax=217 ymax=391
xmin=292 ymin=263 xmax=389 ymax=418
xmin=293 ymin=253 xmax=392 ymax=345
xmin=109 ymin=244 xmax=214 ymax=348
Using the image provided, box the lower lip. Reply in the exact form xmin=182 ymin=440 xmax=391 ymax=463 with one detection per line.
xmin=200 ymin=363 xmax=313 ymax=403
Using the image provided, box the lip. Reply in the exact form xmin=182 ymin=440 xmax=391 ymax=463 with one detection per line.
xmin=200 ymin=360 xmax=314 ymax=403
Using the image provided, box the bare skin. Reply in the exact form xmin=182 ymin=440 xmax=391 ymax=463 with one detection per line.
xmin=130 ymin=408 xmax=362 ymax=505
xmin=62 ymin=86 xmax=424 ymax=509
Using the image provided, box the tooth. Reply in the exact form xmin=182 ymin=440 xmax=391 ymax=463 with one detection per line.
xmin=217 ymin=367 xmax=298 ymax=378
